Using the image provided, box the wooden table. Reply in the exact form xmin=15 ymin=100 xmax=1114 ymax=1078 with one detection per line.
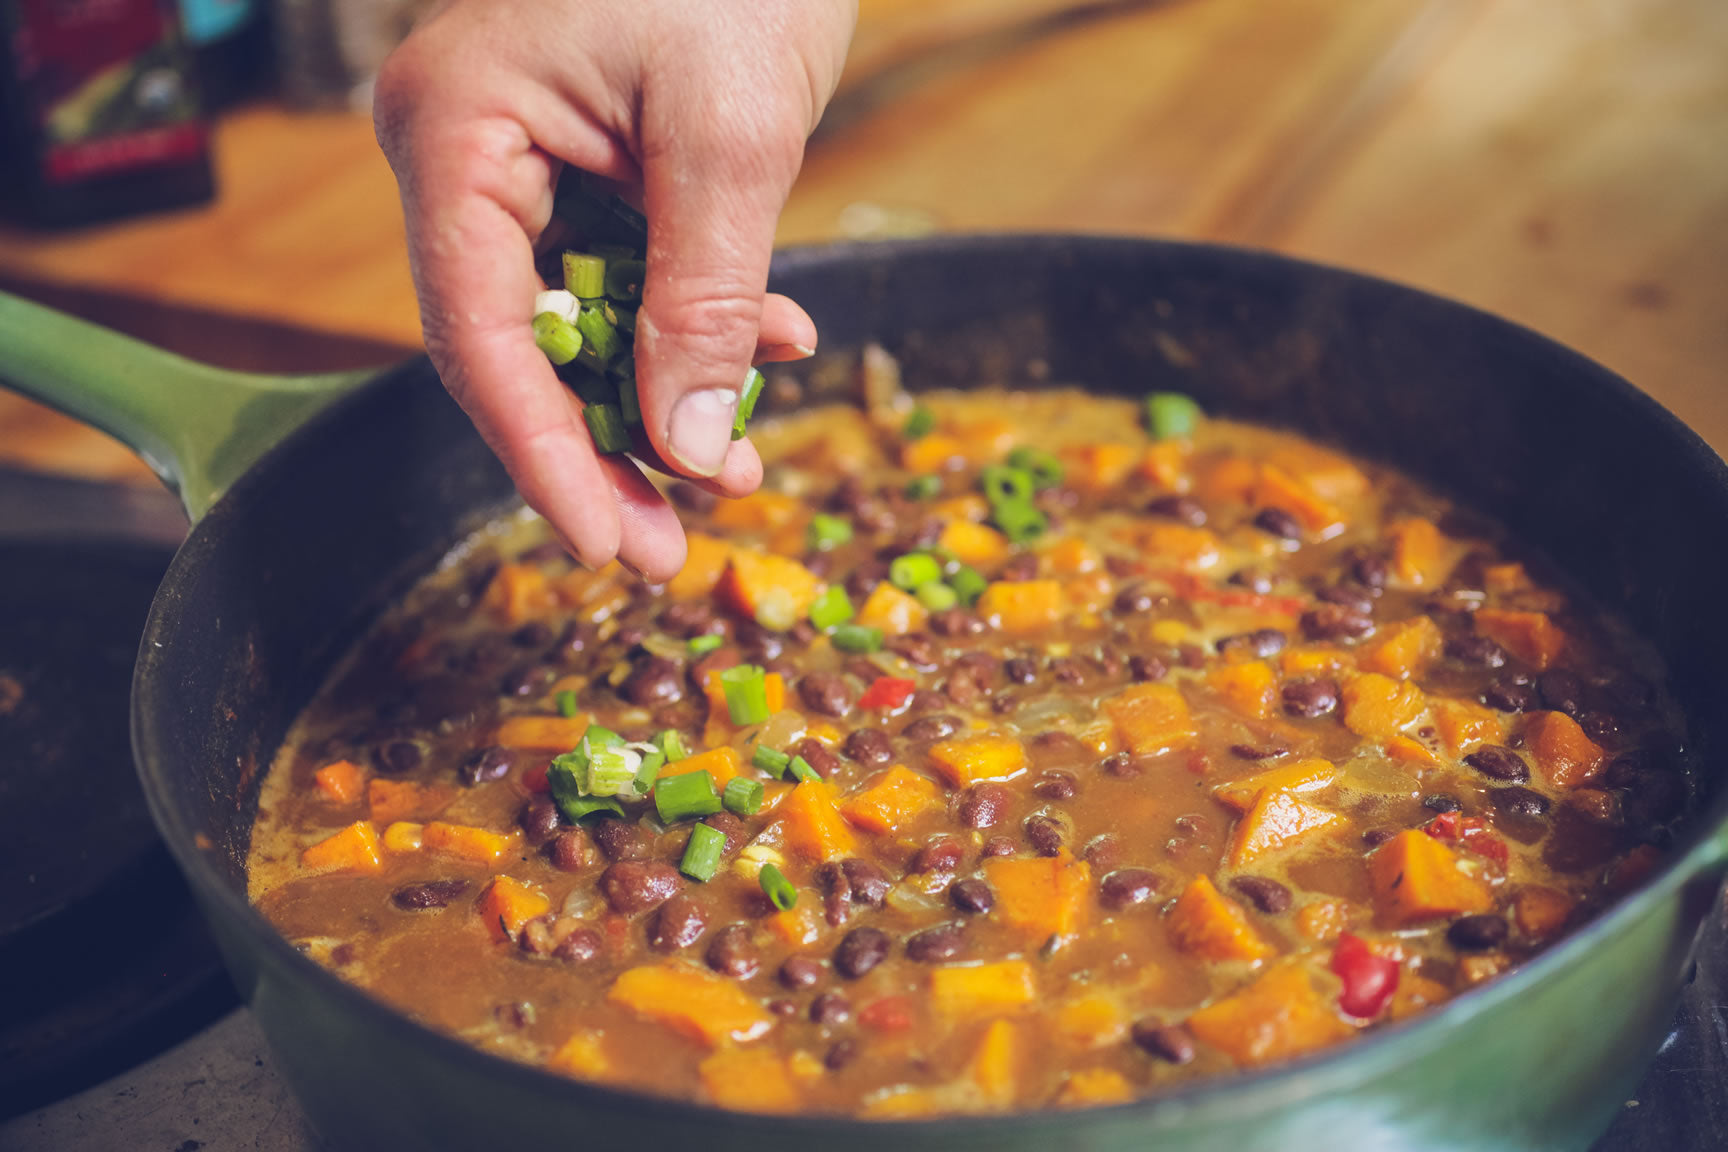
xmin=2 ymin=0 xmax=1724 ymax=481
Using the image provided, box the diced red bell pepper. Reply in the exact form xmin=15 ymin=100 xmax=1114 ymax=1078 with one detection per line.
xmin=523 ymin=763 xmax=551 ymax=793
xmin=1423 ymin=811 xmax=1462 ymax=840
xmin=1331 ymin=932 xmax=1400 ymax=1018
xmin=1424 ymin=811 xmax=1509 ymax=866
xmin=858 ymin=995 xmax=914 ymax=1032
xmin=859 ymin=676 xmax=917 ymax=711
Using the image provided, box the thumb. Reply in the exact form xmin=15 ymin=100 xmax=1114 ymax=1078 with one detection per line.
xmin=633 ymin=91 xmax=808 ymax=479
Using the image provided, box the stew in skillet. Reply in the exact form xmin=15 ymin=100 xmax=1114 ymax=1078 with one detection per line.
xmin=248 ymin=377 xmax=1690 ymax=1116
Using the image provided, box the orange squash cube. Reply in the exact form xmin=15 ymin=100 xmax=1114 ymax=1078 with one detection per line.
xmin=1369 ymin=830 xmax=1494 ymax=927
xmin=856 ymin=581 xmax=929 ymax=636
xmin=657 ymin=744 xmax=742 ymax=786
xmin=300 ymin=821 xmax=383 ymax=874
xmin=494 ymin=714 xmax=590 ymax=751
xmin=1166 ymin=875 xmax=1273 ymax=963
xmin=312 ymin=759 xmax=365 ymax=806
xmin=482 ymin=563 xmax=555 ymax=624
xmin=975 ymin=580 xmax=1064 ymax=632
xmin=366 ymin=778 xmax=453 ymax=825
xmin=1524 ymin=710 xmax=1607 ymax=787
xmin=1187 ymin=964 xmax=1353 ymax=1066
xmin=925 ymin=736 xmax=1027 ymax=788
xmin=930 ymin=960 xmax=1038 ymax=1017
xmin=1431 ymin=698 xmax=1507 ymax=756
xmin=1340 ymin=673 xmax=1425 ymax=741
xmin=477 ymin=875 xmax=550 ymax=942
xmin=1104 ymin=682 xmax=1195 ymax=756
xmin=1226 ymin=788 xmax=1344 ymax=868
xmin=1212 ymin=758 xmax=1339 ymax=813
xmin=714 ymin=551 xmax=824 ymax=625
xmin=608 ymin=964 xmax=774 ymax=1047
xmin=1387 ymin=517 xmax=1453 ymax=587
xmin=422 ymin=821 xmax=518 ymax=864
xmin=667 ymin=533 xmax=732 ymax=600
xmin=1474 ymin=609 xmax=1567 ymax=670
xmin=1357 ymin=617 xmax=1443 ymax=680
xmin=777 ymin=778 xmax=858 ymax=860
xmin=840 ymin=765 xmax=944 ymax=835
xmin=1206 ymin=660 xmax=1279 ymax=720
xmin=983 ymin=852 xmax=1091 ymax=941
xmin=937 ymin=519 xmax=1010 ymax=569
xmin=700 ymin=1049 xmax=801 ymax=1113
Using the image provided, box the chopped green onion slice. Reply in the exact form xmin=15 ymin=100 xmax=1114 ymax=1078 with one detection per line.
xmin=632 ymin=746 xmax=665 ymax=794
xmin=904 ymin=474 xmax=941 ymax=501
xmin=532 ymin=312 xmax=583 ymax=365
xmin=889 ymin=552 xmax=942 ymax=591
xmin=568 ymin=369 xmax=617 ymax=407
xmin=617 ymin=371 xmax=642 ymax=426
xmin=547 ymin=758 xmax=625 ymax=822
xmin=1146 ymin=392 xmax=1203 ymax=440
xmin=534 ymin=288 xmax=580 ymax=324
xmin=589 ymin=242 xmax=638 ymax=263
xmin=688 ymin=634 xmax=723 ymax=656
xmin=753 ymin=744 xmax=791 ymax=777
xmin=653 ymin=729 xmax=689 ymax=763
xmin=754 ymin=588 xmax=799 ymax=633
xmin=915 ymin=581 xmax=958 ymax=612
xmin=1006 ymin=446 xmax=1064 ymax=490
xmin=678 ymin=822 xmax=726 ymax=882
xmin=982 ymin=465 xmax=1035 ymax=507
xmin=902 ymin=406 xmax=935 ymax=440
xmin=722 ymin=777 xmax=764 ymax=816
xmin=555 ymin=689 xmax=579 ymax=717
xmin=991 ymin=500 xmax=1049 ymax=544
xmin=654 ymin=769 xmax=722 ymax=823
xmin=788 ymin=755 xmax=820 ymax=784
xmin=585 ymin=742 xmax=638 ymax=796
xmin=719 ymin=664 xmax=772 ymax=725
xmin=584 ymin=403 xmax=632 ymax=455
xmin=808 ymin=513 xmax=854 ymax=553
xmin=552 ymin=792 xmax=625 ymax=822
xmin=809 ymin=585 xmax=854 ymax=632
xmin=732 ymin=367 xmax=766 ymax=441
xmin=584 ymin=724 xmax=624 ymax=749
xmin=831 ymin=623 xmax=884 ymax=653
xmin=605 ymin=258 xmax=646 ymax=303
xmin=613 ymin=305 xmax=637 ymax=334
xmin=950 ymin=564 xmax=988 ymax=607
xmin=576 ymin=306 xmax=621 ymax=367
xmin=562 ymin=251 xmax=606 ymax=299
xmin=759 ymin=862 xmax=798 ymax=911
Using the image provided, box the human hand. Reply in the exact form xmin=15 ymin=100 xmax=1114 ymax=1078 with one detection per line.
xmin=374 ymin=0 xmax=856 ymax=580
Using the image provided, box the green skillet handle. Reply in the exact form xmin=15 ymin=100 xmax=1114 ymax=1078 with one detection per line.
xmin=0 ymin=291 xmax=380 ymax=522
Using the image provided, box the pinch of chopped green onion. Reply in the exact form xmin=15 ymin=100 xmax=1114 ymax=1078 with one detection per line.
xmin=617 ymin=370 xmax=643 ymax=427
xmin=534 ymin=288 xmax=580 ymax=323
xmin=584 ymin=724 xmax=624 ymax=749
xmin=589 ymin=242 xmax=638 ymax=263
xmin=889 ymin=552 xmax=942 ymax=591
xmin=991 ymin=499 xmax=1048 ymax=544
xmin=576 ymin=307 xmax=621 ymax=368
xmin=916 ymin=582 xmax=958 ymax=612
xmin=787 ymin=755 xmax=820 ymax=784
xmin=982 ymin=465 xmax=1035 ymax=507
xmin=532 ymin=312 xmax=583 ymax=366
xmin=562 ymin=251 xmax=606 ymax=299
xmin=583 ymin=403 xmax=632 ymax=455
xmin=904 ymin=474 xmax=941 ymax=501
xmin=552 ymin=792 xmax=624 ymax=822
xmin=902 ymin=406 xmax=935 ymax=440
xmin=720 ymin=664 xmax=772 ymax=725
xmin=808 ymin=585 xmax=854 ymax=632
xmin=555 ymin=689 xmax=579 ymax=717
xmin=1146 ymin=392 xmax=1203 ymax=440
xmin=753 ymin=744 xmax=791 ymax=778
xmin=759 ymin=862 xmax=797 ymax=911
xmin=754 ymin=589 xmax=799 ymax=633
xmin=585 ymin=743 xmax=638 ymax=796
xmin=654 ymin=769 xmax=722 ymax=823
xmin=732 ymin=367 xmax=766 ymax=441
xmin=605 ymin=258 xmax=646 ymax=303
xmin=831 ymin=623 xmax=884 ymax=654
xmin=1007 ymin=446 xmax=1064 ymax=490
xmin=678 ymin=822 xmax=726 ymax=881
xmin=547 ymin=758 xmax=624 ymax=822
xmin=632 ymin=747 xmax=665 ymax=794
xmin=613 ymin=306 xmax=637 ymax=335
xmin=568 ymin=369 xmax=617 ymax=407
xmin=688 ymin=634 xmax=723 ymax=656
xmin=808 ymin=513 xmax=854 ymax=553
xmin=949 ymin=564 xmax=987 ymax=607
xmin=722 ymin=777 xmax=764 ymax=817
xmin=653 ymin=729 xmax=689 ymax=763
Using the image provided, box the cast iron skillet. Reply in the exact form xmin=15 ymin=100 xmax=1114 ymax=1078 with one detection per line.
xmin=2 ymin=235 xmax=1725 ymax=1151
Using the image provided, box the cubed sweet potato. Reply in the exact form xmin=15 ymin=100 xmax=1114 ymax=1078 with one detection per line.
xmin=1340 ymin=673 xmax=1426 ymax=741
xmin=900 ymin=433 xmax=965 ymax=474
xmin=926 ymin=736 xmax=1027 ymax=788
xmin=1387 ymin=517 xmax=1453 ymax=587
xmin=300 ymin=821 xmax=383 ymax=874
xmin=841 ymin=765 xmax=944 ymax=835
xmin=1513 ymin=885 xmax=1574 ymax=939
xmin=1104 ymin=682 xmax=1196 ymax=756
xmin=658 ymin=744 xmax=741 ymax=786
xmin=975 ymin=580 xmax=1064 ymax=632
xmin=708 ymin=489 xmax=804 ymax=533
xmin=778 ymin=778 xmax=858 ymax=860
xmin=1523 ymin=710 xmax=1606 ymax=787
xmin=1254 ymin=464 xmax=1345 ymax=535
xmin=1139 ymin=439 xmax=1192 ymax=488
xmin=1066 ymin=442 xmax=1142 ymax=491
xmin=982 ymin=852 xmax=1091 ymax=941
xmin=1294 ymin=899 xmax=1352 ymax=943
xmin=667 ymin=533 xmax=732 ymax=600
xmin=1369 ymin=830 xmax=1493 ymax=927
xmin=366 ymin=778 xmax=453 ymax=825
xmin=608 ymin=963 xmax=775 ymax=1047
xmin=1052 ymin=994 xmax=1128 ymax=1049
xmin=382 ymin=821 xmax=423 ymax=852
xmin=313 ymin=759 xmax=365 ymax=806
xmin=1041 ymin=536 xmax=1102 ymax=576
xmin=477 ymin=875 xmax=550 ymax=942
xmin=1139 ymin=523 xmax=1221 ymax=571
xmin=1266 ymin=443 xmax=1368 ymax=502
xmin=1055 ymin=1068 xmax=1134 ymax=1108
xmin=714 ymin=550 xmax=825 ymax=625
xmin=1186 ymin=964 xmax=1353 ymax=1066
xmin=482 ymin=563 xmax=556 ymax=624
xmin=1473 ymin=609 xmax=1567 ymax=670
xmin=1206 ymin=660 xmax=1279 ymax=720
xmin=937 ymin=519 xmax=1010 ymax=569
xmin=422 ymin=821 xmax=518 ymax=864
xmin=1357 ymin=617 xmax=1442 ymax=680
xmin=1212 ymin=758 xmax=1339 ymax=813
xmin=1193 ymin=455 xmax=1260 ymax=505
xmin=1384 ymin=735 xmax=1439 ymax=767
xmin=1226 ymin=788 xmax=1345 ymax=868
xmin=547 ymin=1031 xmax=610 ymax=1079
xmin=1166 ymin=875 xmax=1273 ymax=963
xmin=699 ymin=1048 xmax=800 ymax=1113
xmin=494 ymin=714 xmax=590 ymax=751
xmin=856 ymin=581 xmax=929 ymax=636
xmin=1431 ymin=698 xmax=1507 ymax=756
xmin=968 ymin=1019 xmax=1019 ymax=1107
xmin=930 ymin=960 xmax=1038 ymax=1016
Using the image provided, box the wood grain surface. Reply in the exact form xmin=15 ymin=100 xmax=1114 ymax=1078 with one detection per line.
xmin=0 ymin=0 xmax=1723 ymax=481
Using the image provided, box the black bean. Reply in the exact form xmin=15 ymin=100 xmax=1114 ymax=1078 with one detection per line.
xmin=1301 ymin=605 xmax=1374 ymax=641
xmin=1491 ymin=785 xmax=1551 ymax=817
xmin=981 ymin=835 xmax=1018 ymax=858
xmin=943 ymin=666 xmax=985 ymax=707
xmin=592 ymin=818 xmax=651 ymax=862
xmin=1177 ymin=643 xmax=1207 ymax=669
xmin=1000 ymin=553 xmax=1039 ymax=582
xmin=1034 ymin=770 xmax=1079 ymax=800
xmin=373 ymin=739 xmax=423 ymax=775
xmin=519 ymin=795 xmax=562 ymax=843
xmin=1099 ymin=868 xmax=1160 ymax=910
xmin=888 ymin=633 xmax=940 ymax=671
xmin=779 ymin=955 xmax=823 ymax=989
xmin=1218 ymin=628 xmax=1287 ymax=659
xmin=620 ymin=656 xmax=684 ymax=707
xmin=1621 ymin=770 xmax=1686 ymax=830
xmin=796 ymin=671 xmax=853 ymax=718
xmin=1315 ymin=584 xmax=1375 ymax=615
xmin=912 ymin=837 xmax=965 ymax=876
xmin=810 ymin=991 xmax=852 ymax=1026
xmin=818 ymin=862 xmax=853 ymax=928
xmin=1147 ymin=494 xmax=1207 ymax=526
xmin=833 ymin=928 xmax=890 ymax=979
xmin=768 ymin=998 xmax=798 ymax=1018
xmin=598 ymin=861 xmax=682 ymax=915
xmin=1004 ymin=656 xmax=1039 ymax=685
xmin=659 ymin=599 xmax=717 ymax=638
xmin=501 ymin=664 xmax=552 ymax=698
xmin=1049 ymin=656 xmax=1086 ymax=685
xmin=1129 ymin=653 xmax=1169 ymax=683
xmin=1113 ymin=586 xmax=1157 ymax=615
xmin=687 ymin=645 xmax=741 ymax=692
xmin=549 ymin=830 xmax=594 ymax=872
xmin=1577 ymin=710 xmax=1620 ymax=745
xmin=700 ymin=811 xmax=746 ymax=859
xmin=1421 ymin=793 xmax=1463 ymax=813
xmin=842 ymin=728 xmax=893 ymax=766
xmin=1447 ymin=914 xmax=1509 ymax=951
xmin=1483 ymin=678 xmax=1538 ymax=713
xmin=1024 ymin=814 xmax=1065 ymax=856
xmin=1283 ymin=677 xmax=1340 ymax=718
xmin=1538 ymin=670 xmax=1587 ymax=717
xmin=1229 ymin=875 xmax=1293 ymax=914
xmin=903 ymin=714 xmax=961 ymax=742
xmin=1231 ymin=742 xmax=1289 ymax=761
xmin=1565 ymin=788 xmax=1620 ymax=825
xmin=1446 ymin=633 xmax=1507 ymax=668
xmin=1101 ymin=752 xmax=1140 ymax=778
xmin=1466 ymin=744 xmax=1531 ymax=783
xmin=1363 ymin=828 xmax=1396 ymax=848
xmin=906 ymin=922 xmax=967 ymax=964
xmin=841 ymin=859 xmax=891 ymax=906
xmin=792 ymin=737 xmax=842 ymax=780
xmin=458 ymin=746 xmax=511 ymax=789
xmin=706 ymin=924 xmax=759 ymax=979
xmin=554 ymin=926 xmax=601 ymax=963
xmin=512 ymin=619 xmax=555 ymax=648
xmin=647 ymin=894 xmax=706 ymax=951
xmin=930 ymin=608 xmax=985 ymax=637
xmin=1351 ymin=552 xmax=1390 ymax=589
xmin=1229 ymin=568 xmax=1275 ymax=596
xmin=951 ymin=878 xmax=994 ymax=914
xmin=958 ymin=782 xmax=1011 ymax=829
xmin=844 ymin=559 xmax=890 ymax=602
xmin=391 ymin=879 xmax=469 ymax=910
xmin=824 ymin=1038 xmax=859 ymax=1071
xmin=1083 ymin=834 xmax=1123 ymax=872
xmin=1132 ymin=1021 xmax=1195 ymax=1065
xmin=1254 ymin=507 xmax=1302 ymax=540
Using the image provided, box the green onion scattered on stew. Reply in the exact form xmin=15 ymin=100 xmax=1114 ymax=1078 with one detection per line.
xmin=809 ymin=585 xmax=854 ymax=632
xmin=722 ymin=777 xmax=764 ymax=816
xmin=949 ymin=564 xmax=988 ymax=607
xmin=902 ymin=406 xmax=935 ymax=440
xmin=554 ymin=689 xmax=579 ymax=717
xmin=653 ymin=728 xmax=688 ymax=763
xmin=831 ymin=624 xmax=884 ymax=654
xmin=678 ymin=822 xmax=726 ymax=882
xmin=916 ymin=582 xmax=959 ymax=612
xmin=759 ymin=863 xmax=798 ymax=911
xmin=889 ymin=552 xmax=942 ymax=592
xmin=1007 ymin=446 xmax=1064 ymax=490
xmin=787 ymin=755 xmax=820 ymax=784
xmin=653 ymin=769 xmax=722 ymax=823
xmin=1146 ymin=391 xmax=1203 ymax=440
xmin=719 ymin=664 xmax=772 ymax=725
xmin=688 ymin=634 xmax=723 ymax=656
xmin=904 ymin=475 xmax=941 ymax=501
xmin=808 ymin=513 xmax=854 ymax=552
xmin=753 ymin=744 xmax=792 ymax=778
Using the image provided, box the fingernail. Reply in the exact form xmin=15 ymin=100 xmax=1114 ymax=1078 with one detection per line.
xmin=667 ymin=388 xmax=738 ymax=477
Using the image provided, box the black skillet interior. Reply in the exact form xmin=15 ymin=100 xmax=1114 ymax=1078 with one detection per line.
xmin=136 ymin=232 xmax=1728 ymax=1026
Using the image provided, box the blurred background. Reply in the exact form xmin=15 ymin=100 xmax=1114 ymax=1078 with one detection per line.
xmin=0 ymin=0 xmax=1724 ymax=479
